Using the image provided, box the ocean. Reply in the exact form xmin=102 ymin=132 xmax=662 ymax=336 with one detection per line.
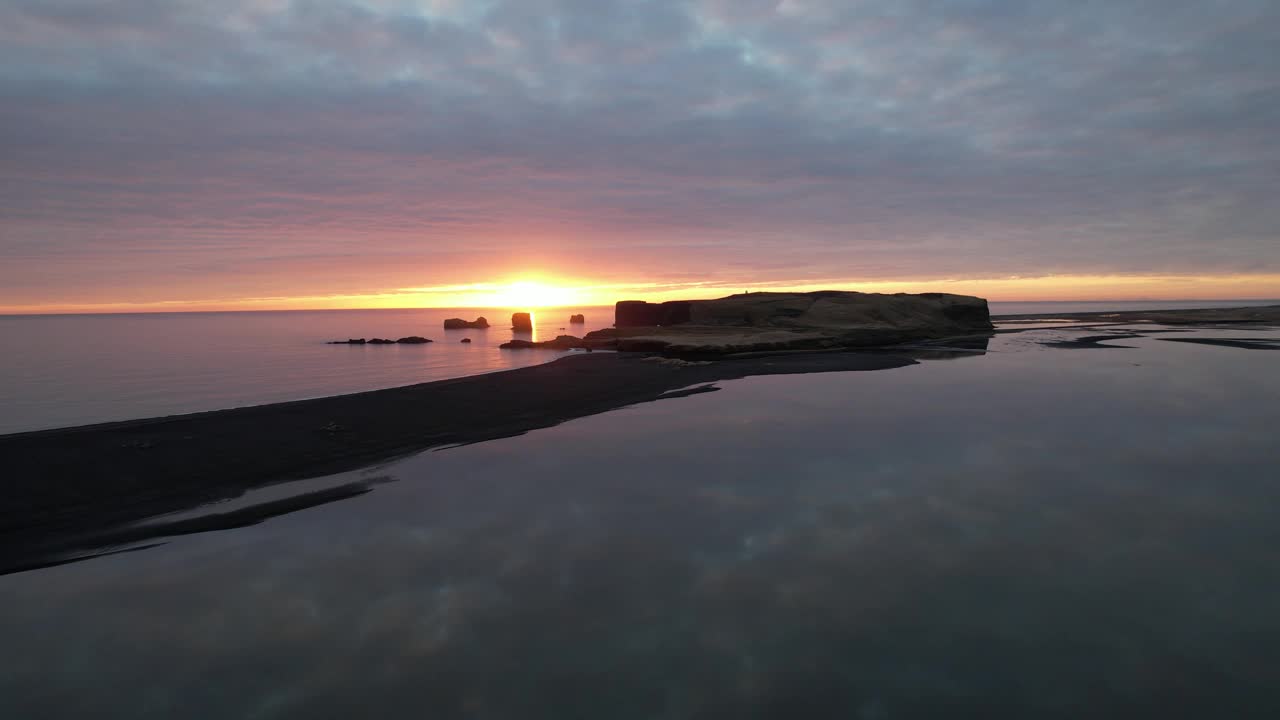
xmin=3 ymin=317 xmax=1278 ymax=717
xmin=0 ymin=299 xmax=1275 ymax=435
xmin=0 ymin=306 xmax=615 ymax=435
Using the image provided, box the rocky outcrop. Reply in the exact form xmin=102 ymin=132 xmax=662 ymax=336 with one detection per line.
xmin=569 ymin=314 xmax=586 ymax=324
xmin=617 ymin=292 xmax=990 ymax=330
xmin=460 ymin=338 xmax=472 ymax=343
xmin=615 ymin=300 xmax=692 ymax=327
xmin=661 ymin=301 xmax=693 ymax=325
xmin=601 ymin=291 xmax=992 ymax=355
xmin=327 ymin=337 xmax=433 ymax=345
xmin=443 ymin=317 xmax=489 ymax=329
xmin=615 ymin=292 xmax=991 ymax=331
xmin=511 ymin=313 xmax=533 ymax=331
xmin=500 ymin=335 xmax=586 ymax=350
xmin=615 ymin=300 xmax=662 ymax=327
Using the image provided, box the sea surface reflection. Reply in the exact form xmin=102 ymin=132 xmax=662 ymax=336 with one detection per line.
xmin=0 ymin=307 xmax=614 ymax=434
xmin=3 ymin=325 xmax=1279 ymax=718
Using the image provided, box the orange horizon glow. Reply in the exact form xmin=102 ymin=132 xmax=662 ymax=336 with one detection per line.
xmin=1 ymin=273 xmax=1278 ymax=316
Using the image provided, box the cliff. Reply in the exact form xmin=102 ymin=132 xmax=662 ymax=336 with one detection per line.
xmin=591 ymin=291 xmax=992 ymax=355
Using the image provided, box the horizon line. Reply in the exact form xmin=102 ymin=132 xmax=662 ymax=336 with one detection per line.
xmin=4 ymin=296 xmax=1280 ymax=319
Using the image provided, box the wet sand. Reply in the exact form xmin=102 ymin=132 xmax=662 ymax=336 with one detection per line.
xmin=1159 ymin=337 xmax=1280 ymax=350
xmin=1 ymin=350 xmax=918 ymax=573
xmin=1037 ymin=333 xmax=1145 ymax=349
xmin=995 ymin=304 xmax=1280 ymax=324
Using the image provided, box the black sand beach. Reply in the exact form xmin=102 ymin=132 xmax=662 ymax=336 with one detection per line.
xmin=0 ymin=350 xmax=918 ymax=573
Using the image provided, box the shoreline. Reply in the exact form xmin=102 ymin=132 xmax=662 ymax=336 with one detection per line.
xmin=991 ymin=304 xmax=1280 ymax=323
xmin=1 ymin=350 xmax=920 ymax=573
xmin=4 ymin=303 xmax=1277 ymax=574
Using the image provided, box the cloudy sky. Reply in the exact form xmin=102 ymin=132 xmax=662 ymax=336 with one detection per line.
xmin=2 ymin=0 xmax=1278 ymax=311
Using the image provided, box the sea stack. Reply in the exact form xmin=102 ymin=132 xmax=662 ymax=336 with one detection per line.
xmin=443 ymin=317 xmax=489 ymax=329
xmin=569 ymin=314 xmax=586 ymax=324
xmin=511 ymin=312 xmax=533 ymax=331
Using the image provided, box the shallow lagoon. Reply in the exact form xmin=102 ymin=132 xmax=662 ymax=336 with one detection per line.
xmin=3 ymin=324 xmax=1279 ymax=718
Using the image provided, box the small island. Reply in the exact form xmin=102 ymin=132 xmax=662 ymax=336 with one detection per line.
xmin=501 ymin=290 xmax=993 ymax=355
xmin=328 ymin=336 xmax=432 ymax=345
xmin=443 ymin=317 xmax=489 ymax=329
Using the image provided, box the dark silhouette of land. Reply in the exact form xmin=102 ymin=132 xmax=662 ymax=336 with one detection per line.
xmin=1 ymin=349 xmax=939 ymax=575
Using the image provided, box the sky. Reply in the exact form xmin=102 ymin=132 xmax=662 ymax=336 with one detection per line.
xmin=1 ymin=0 xmax=1278 ymax=313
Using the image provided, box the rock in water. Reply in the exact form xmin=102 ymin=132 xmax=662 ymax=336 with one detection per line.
xmin=443 ymin=317 xmax=489 ymax=329
xmin=546 ymin=335 xmax=585 ymax=349
xmin=604 ymin=291 xmax=994 ymax=355
xmin=511 ymin=313 xmax=533 ymax=331
xmin=615 ymin=291 xmax=991 ymax=332
xmin=460 ymin=338 xmax=472 ymax=343
xmin=329 ymin=336 xmax=432 ymax=345
xmin=500 ymin=335 xmax=584 ymax=350
xmin=569 ymin=314 xmax=586 ymax=324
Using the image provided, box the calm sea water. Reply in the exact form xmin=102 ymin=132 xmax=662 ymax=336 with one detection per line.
xmin=989 ymin=298 xmax=1279 ymax=316
xmin=2 ymin=322 xmax=1278 ymax=717
xmin=0 ymin=300 xmax=1275 ymax=435
xmin=0 ymin=307 xmax=614 ymax=435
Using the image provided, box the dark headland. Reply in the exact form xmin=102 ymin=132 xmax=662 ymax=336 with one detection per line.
xmin=2 ymin=293 xmax=1277 ymax=574
xmin=503 ymin=290 xmax=994 ymax=354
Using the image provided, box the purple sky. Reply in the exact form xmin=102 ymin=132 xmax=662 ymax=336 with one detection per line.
xmin=2 ymin=0 xmax=1278 ymax=310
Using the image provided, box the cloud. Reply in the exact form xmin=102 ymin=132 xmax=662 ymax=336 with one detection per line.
xmin=1 ymin=0 xmax=1277 ymax=305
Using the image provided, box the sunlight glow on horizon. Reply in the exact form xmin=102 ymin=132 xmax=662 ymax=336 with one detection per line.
xmin=478 ymin=281 xmax=582 ymax=309
xmin=1 ymin=273 xmax=1277 ymax=315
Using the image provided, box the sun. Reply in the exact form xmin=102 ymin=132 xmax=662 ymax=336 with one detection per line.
xmin=491 ymin=281 xmax=578 ymax=309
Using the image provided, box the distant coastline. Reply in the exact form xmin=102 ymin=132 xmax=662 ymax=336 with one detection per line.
xmin=3 ymin=300 xmax=1279 ymax=435
xmin=3 ymin=298 xmax=1280 ymax=318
